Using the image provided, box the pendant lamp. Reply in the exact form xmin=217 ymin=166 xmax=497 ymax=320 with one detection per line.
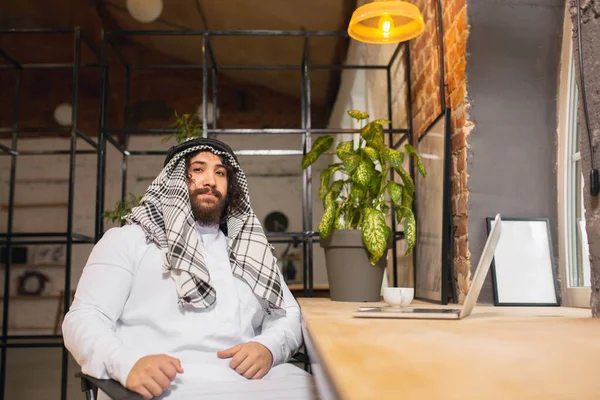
xmin=348 ymin=0 xmax=425 ymax=44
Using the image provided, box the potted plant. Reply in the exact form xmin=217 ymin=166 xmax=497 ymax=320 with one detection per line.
xmin=301 ymin=110 xmax=426 ymax=302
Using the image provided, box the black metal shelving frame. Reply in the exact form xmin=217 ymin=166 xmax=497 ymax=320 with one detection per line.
xmin=0 ymin=28 xmax=418 ymax=400
xmin=0 ymin=28 xmax=100 ymax=400
xmin=96 ymin=30 xmax=413 ymax=302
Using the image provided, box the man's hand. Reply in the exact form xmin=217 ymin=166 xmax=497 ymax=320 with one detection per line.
xmin=125 ymin=354 xmax=184 ymax=400
xmin=217 ymin=342 xmax=273 ymax=380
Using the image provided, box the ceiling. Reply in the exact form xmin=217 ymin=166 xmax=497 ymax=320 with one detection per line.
xmin=0 ymin=0 xmax=356 ymax=106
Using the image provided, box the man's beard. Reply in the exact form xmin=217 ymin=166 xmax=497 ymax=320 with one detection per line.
xmin=189 ymin=187 xmax=226 ymax=225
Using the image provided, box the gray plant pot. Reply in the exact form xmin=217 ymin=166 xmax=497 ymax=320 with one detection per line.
xmin=320 ymin=229 xmax=387 ymax=302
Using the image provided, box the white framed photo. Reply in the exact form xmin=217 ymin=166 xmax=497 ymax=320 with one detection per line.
xmin=486 ymin=217 xmax=560 ymax=306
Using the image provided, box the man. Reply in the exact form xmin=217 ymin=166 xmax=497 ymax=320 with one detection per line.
xmin=63 ymin=138 xmax=310 ymax=400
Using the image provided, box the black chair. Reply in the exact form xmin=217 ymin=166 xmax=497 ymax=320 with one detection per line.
xmin=78 ymin=352 xmax=311 ymax=399
xmin=77 ymin=372 xmax=142 ymax=400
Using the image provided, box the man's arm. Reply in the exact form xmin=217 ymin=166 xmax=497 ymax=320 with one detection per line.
xmin=62 ymin=227 xmax=147 ymax=385
xmin=217 ymin=272 xmax=303 ymax=379
xmin=251 ymin=273 xmax=303 ymax=367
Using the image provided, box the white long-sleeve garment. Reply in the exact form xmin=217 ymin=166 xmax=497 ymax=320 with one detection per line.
xmin=63 ymin=223 xmax=307 ymax=398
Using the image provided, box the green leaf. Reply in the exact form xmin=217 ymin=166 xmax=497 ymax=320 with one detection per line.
xmin=368 ymin=170 xmax=382 ymax=197
xmin=343 ymin=154 xmax=361 ymax=174
xmin=394 ymin=166 xmax=414 ymax=194
xmin=405 ymin=143 xmax=426 ymax=177
xmin=360 ymin=121 xmax=385 ymax=148
xmin=325 ymin=180 xmax=344 ymax=207
xmin=319 ymin=164 xmax=342 ymax=200
xmin=301 ymin=136 xmax=335 ymax=169
xmin=347 ymin=110 xmax=369 ymax=121
xmin=319 ymin=202 xmax=337 ymax=239
xmin=361 ymin=146 xmax=379 ymax=162
xmin=387 ymin=181 xmax=403 ymax=203
xmin=381 ymin=204 xmax=390 ymax=214
xmin=401 ymin=206 xmax=416 ymax=255
xmin=350 ymin=208 xmax=362 ymax=227
xmin=319 ymin=169 xmax=333 ymax=201
xmin=382 ymin=148 xmax=405 ymax=168
xmin=352 ymin=159 xmax=375 ymax=186
xmin=361 ymin=208 xmax=390 ymax=265
xmin=401 ymin=184 xmax=412 ymax=208
xmin=334 ymin=203 xmax=344 ymax=230
xmin=102 ymin=192 xmax=142 ymax=223
xmin=371 ymin=119 xmax=391 ymax=126
xmin=394 ymin=205 xmax=404 ymax=224
xmin=336 ymin=140 xmax=355 ymax=160
xmin=350 ymin=183 xmax=366 ymax=203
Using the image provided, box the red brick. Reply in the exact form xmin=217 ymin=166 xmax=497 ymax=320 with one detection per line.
xmin=454 ymin=215 xmax=468 ymax=236
xmin=413 ymin=33 xmax=425 ymax=54
xmin=454 ymin=0 xmax=466 ymax=12
xmin=424 ymin=100 xmax=434 ymax=121
xmin=456 ymin=107 xmax=466 ymax=130
xmin=413 ymin=73 xmax=426 ymax=99
xmin=415 ymin=0 xmax=427 ymax=8
xmin=425 ymin=77 xmax=435 ymax=98
xmin=455 ymin=33 xmax=467 ymax=64
xmin=426 ymin=0 xmax=436 ymax=16
xmin=457 ymin=192 xmax=468 ymax=214
xmin=450 ymin=82 xmax=466 ymax=108
xmin=446 ymin=71 xmax=457 ymax=94
xmin=452 ymin=175 xmax=461 ymax=198
xmin=453 ymin=59 xmax=467 ymax=83
xmin=444 ymin=26 xmax=457 ymax=52
xmin=450 ymin=113 xmax=457 ymax=131
xmin=455 ymin=6 xmax=468 ymax=34
xmin=434 ymin=92 xmax=443 ymax=111
xmin=459 ymin=169 xmax=468 ymax=191
xmin=446 ymin=44 xmax=459 ymax=71
xmin=424 ymin=59 xmax=435 ymax=80
xmin=454 ymin=256 xmax=470 ymax=275
xmin=456 ymin=147 xmax=467 ymax=172
xmin=451 ymin=175 xmax=460 ymax=194
xmin=450 ymin=153 xmax=458 ymax=174
xmin=443 ymin=9 xmax=452 ymax=32
xmin=451 ymin=129 xmax=466 ymax=152
xmin=454 ymin=236 xmax=469 ymax=259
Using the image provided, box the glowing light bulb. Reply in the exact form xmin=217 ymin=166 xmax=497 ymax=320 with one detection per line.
xmin=378 ymin=14 xmax=394 ymax=38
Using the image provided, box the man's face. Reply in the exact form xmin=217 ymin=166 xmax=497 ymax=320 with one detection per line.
xmin=186 ymin=151 xmax=228 ymax=225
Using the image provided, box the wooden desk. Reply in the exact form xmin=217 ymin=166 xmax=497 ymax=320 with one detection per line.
xmin=298 ymin=298 xmax=600 ymax=400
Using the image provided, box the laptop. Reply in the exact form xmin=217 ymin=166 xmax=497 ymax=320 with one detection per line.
xmin=352 ymin=214 xmax=503 ymax=320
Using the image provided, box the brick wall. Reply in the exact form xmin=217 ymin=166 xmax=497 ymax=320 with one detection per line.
xmin=408 ymin=0 xmax=472 ymax=301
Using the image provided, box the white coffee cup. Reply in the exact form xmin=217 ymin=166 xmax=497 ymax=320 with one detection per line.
xmin=383 ymin=287 xmax=414 ymax=307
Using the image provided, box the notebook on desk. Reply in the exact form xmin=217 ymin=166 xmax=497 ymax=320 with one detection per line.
xmin=353 ymin=214 xmax=503 ymax=320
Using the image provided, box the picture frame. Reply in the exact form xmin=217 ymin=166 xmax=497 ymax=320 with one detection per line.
xmin=486 ymin=217 xmax=560 ymax=306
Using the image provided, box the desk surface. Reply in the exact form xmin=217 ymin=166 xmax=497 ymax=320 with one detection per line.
xmin=298 ymin=298 xmax=600 ymax=400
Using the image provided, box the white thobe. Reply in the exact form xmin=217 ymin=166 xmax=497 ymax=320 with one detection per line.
xmin=63 ymin=223 xmax=312 ymax=399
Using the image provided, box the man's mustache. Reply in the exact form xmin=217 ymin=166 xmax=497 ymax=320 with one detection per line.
xmin=193 ymin=187 xmax=223 ymax=199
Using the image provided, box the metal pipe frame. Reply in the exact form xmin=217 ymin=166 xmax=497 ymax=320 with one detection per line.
xmin=104 ymin=128 xmax=408 ymax=135
xmin=0 ymin=28 xmax=100 ymax=400
xmin=0 ymin=26 xmax=428 ymax=399
xmin=99 ymin=29 xmax=415 ymax=300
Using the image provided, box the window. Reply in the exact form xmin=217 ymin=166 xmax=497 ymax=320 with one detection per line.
xmin=565 ymin=58 xmax=591 ymax=289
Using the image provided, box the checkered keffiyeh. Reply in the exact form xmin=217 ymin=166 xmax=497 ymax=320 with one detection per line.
xmin=124 ymin=144 xmax=284 ymax=311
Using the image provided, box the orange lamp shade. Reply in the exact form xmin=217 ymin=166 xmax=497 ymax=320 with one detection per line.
xmin=348 ymin=1 xmax=425 ymax=44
